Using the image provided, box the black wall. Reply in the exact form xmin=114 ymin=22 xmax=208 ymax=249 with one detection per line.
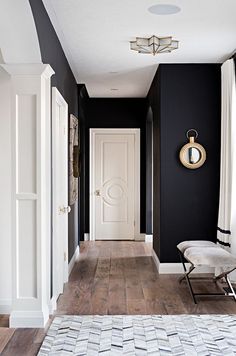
xmin=79 ymin=97 xmax=147 ymax=238
xmin=29 ymin=0 xmax=79 ymax=261
xmin=148 ymin=64 xmax=221 ymax=262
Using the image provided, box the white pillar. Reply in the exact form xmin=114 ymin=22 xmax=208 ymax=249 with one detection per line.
xmin=2 ymin=64 xmax=54 ymax=327
xmin=0 ymin=67 xmax=12 ymax=314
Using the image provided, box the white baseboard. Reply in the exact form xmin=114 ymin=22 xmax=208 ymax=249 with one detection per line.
xmin=85 ymin=233 xmax=146 ymax=242
xmin=68 ymin=245 xmax=80 ymax=276
xmin=9 ymin=310 xmax=49 ymax=328
xmin=84 ymin=233 xmax=90 ymax=241
xmin=152 ymin=249 xmax=160 ymax=271
xmin=152 ymin=249 xmax=214 ymax=274
xmin=49 ymin=295 xmax=57 ymax=315
xmin=145 ymin=234 xmax=153 ymax=243
xmin=135 ymin=233 xmax=145 ymax=241
xmin=50 ymin=246 xmax=80 ymax=315
xmin=0 ymin=299 xmax=11 ymax=314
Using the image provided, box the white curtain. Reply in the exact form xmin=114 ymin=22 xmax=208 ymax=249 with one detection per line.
xmin=217 ymin=59 xmax=236 ymax=249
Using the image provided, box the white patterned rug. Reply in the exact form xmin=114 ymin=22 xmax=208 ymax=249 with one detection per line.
xmin=38 ymin=315 xmax=236 ymax=356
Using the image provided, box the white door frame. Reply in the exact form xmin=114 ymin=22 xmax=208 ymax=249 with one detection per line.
xmin=51 ymin=87 xmax=69 ymax=311
xmin=90 ymin=128 xmax=141 ymax=241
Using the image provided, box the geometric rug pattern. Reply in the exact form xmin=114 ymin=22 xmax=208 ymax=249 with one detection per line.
xmin=38 ymin=315 xmax=236 ymax=356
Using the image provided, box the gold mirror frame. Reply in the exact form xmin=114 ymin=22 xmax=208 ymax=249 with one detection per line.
xmin=179 ymin=136 xmax=206 ymax=169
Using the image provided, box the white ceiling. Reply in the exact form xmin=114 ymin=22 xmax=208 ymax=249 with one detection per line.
xmin=43 ymin=0 xmax=236 ymax=98
xmin=0 ymin=0 xmax=41 ymax=64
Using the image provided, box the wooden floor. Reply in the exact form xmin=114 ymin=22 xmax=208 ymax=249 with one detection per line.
xmin=1 ymin=240 xmax=236 ymax=355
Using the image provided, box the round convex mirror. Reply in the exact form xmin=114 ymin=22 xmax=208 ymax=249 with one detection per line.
xmin=179 ymin=130 xmax=206 ymax=169
xmin=183 ymin=147 xmax=201 ymax=164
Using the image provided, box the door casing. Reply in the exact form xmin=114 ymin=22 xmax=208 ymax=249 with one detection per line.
xmin=51 ymin=87 xmax=69 ymax=311
xmin=90 ymin=128 xmax=141 ymax=241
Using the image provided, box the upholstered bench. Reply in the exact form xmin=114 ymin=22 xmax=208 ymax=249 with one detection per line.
xmin=177 ymin=240 xmax=236 ymax=304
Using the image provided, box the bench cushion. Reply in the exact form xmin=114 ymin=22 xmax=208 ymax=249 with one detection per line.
xmin=177 ymin=240 xmax=236 ymax=267
xmin=181 ymin=246 xmax=236 ymax=267
xmin=177 ymin=240 xmax=216 ymax=254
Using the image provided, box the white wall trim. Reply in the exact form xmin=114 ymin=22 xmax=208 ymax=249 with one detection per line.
xmin=145 ymin=234 xmax=153 ymax=243
xmin=89 ymin=128 xmax=141 ymax=241
xmin=50 ymin=247 xmax=80 ymax=315
xmin=84 ymin=233 xmax=90 ymax=241
xmin=133 ymin=129 xmax=141 ymax=241
xmin=0 ymin=299 xmax=12 ymax=314
xmin=49 ymin=296 xmax=57 ymax=315
xmin=152 ymin=248 xmax=160 ymax=271
xmin=52 ymin=87 xmax=69 ymax=298
xmin=9 ymin=311 xmax=48 ymax=328
xmin=152 ymin=249 xmax=214 ymax=274
xmin=89 ymin=129 xmax=96 ymax=241
xmin=68 ymin=246 xmax=80 ymax=276
xmin=135 ymin=234 xmax=145 ymax=241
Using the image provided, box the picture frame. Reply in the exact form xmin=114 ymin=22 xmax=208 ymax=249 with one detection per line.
xmin=69 ymin=114 xmax=80 ymax=205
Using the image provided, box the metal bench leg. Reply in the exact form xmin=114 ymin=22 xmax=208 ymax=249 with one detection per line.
xmin=185 ymin=265 xmax=197 ymax=304
xmin=178 ymin=251 xmax=197 ymax=304
xmin=225 ymin=275 xmax=236 ymax=301
xmin=178 ymin=251 xmax=187 ymax=283
xmin=215 ymin=267 xmax=236 ymax=302
xmin=178 ymin=249 xmax=236 ymax=303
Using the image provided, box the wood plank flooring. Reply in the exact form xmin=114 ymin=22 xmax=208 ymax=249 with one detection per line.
xmin=1 ymin=240 xmax=236 ymax=355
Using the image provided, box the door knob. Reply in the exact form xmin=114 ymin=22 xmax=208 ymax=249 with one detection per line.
xmin=95 ymin=189 xmax=101 ymax=196
xmin=59 ymin=206 xmax=71 ymax=214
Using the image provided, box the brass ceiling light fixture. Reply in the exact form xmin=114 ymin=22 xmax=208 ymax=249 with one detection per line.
xmin=130 ymin=35 xmax=179 ymax=55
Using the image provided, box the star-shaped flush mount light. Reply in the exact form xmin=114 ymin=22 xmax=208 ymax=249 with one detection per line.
xmin=130 ymin=35 xmax=179 ymax=56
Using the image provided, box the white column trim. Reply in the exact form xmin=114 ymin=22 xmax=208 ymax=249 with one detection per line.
xmin=3 ymin=64 xmax=54 ymax=328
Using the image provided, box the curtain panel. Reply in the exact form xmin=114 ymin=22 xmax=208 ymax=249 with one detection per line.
xmin=217 ymin=59 xmax=236 ymax=248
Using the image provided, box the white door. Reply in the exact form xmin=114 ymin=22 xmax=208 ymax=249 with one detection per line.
xmin=90 ymin=129 xmax=140 ymax=240
xmin=52 ymin=87 xmax=69 ymax=307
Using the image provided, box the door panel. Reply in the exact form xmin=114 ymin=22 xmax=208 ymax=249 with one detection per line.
xmin=94 ymin=133 xmax=135 ymax=240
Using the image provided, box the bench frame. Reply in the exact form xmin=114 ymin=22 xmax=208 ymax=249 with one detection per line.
xmin=178 ymin=250 xmax=236 ymax=304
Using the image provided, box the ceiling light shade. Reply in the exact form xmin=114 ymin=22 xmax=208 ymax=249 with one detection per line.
xmin=130 ymin=35 xmax=179 ymax=55
xmin=148 ymin=4 xmax=181 ymax=15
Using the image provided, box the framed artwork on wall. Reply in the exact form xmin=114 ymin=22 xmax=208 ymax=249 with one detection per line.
xmin=69 ymin=114 xmax=80 ymax=205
